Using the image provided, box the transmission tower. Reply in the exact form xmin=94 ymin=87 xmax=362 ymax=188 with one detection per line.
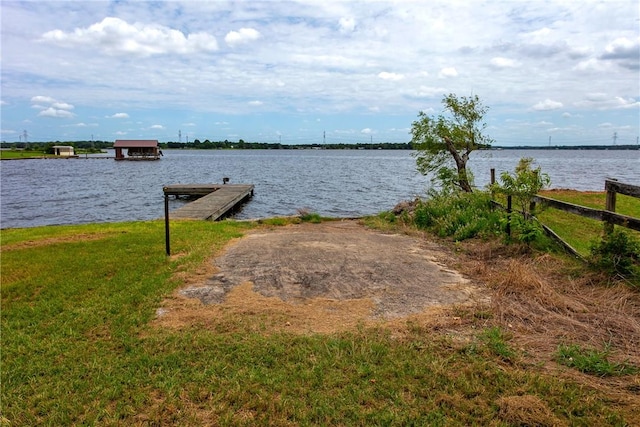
xmin=612 ymin=132 xmax=617 ymax=145
xmin=179 ymin=130 xmax=182 ymax=143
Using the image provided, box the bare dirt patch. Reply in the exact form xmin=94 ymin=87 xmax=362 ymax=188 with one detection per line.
xmin=156 ymin=220 xmax=488 ymax=334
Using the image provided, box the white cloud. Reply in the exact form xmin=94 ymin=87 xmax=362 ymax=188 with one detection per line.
xmin=149 ymin=124 xmax=164 ymax=129
xmin=490 ymin=57 xmax=519 ymax=69
xmin=42 ymin=17 xmax=218 ymax=57
xmin=38 ymin=107 xmax=75 ymax=118
xmin=30 ymin=95 xmax=75 ymax=118
xmin=532 ymin=99 xmax=563 ymax=111
xmin=225 ymin=28 xmax=261 ymax=47
xmin=360 ymin=128 xmax=372 ymax=134
xmin=410 ymin=86 xmax=448 ymax=99
xmin=248 ymin=100 xmax=263 ymax=106
xmin=573 ymin=58 xmax=608 ymax=72
xmin=52 ymin=102 xmax=74 ymax=110
xmin=378 ymin=72 xmax=404 ymax=81
xmin=339 ymin=17 xmax=356 ymax=33
xmin=108 ymin=113 xmax=129 ymax=119
xmin=575 ymin=94 xmax=640 ymax=110
xmin=600 ymin=36 xmax=640 ymax=70
xmin=30 ymin=95 xmax=56 ymax=104
xmin=438 ymin=67 xmax=458 ymax=78
xmin=601 ymin=37 xmax=639 ymax=59
xmin=612 ymin=97 xmax=640 ymax=109
xmin=66 ymin=122 xmax=98 ymax=127
xmin=114 ymin=131 xmax=127 ymax=135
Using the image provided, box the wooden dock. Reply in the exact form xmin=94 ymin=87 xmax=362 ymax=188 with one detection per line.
xmin=163 ymin=184 xmax=254 ymax=220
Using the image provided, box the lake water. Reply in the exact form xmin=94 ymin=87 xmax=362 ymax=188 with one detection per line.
xmin=1 ymin=149 xmax=637 ymax=229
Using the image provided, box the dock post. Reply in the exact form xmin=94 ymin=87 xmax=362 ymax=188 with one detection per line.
xmin=164 ymin=193 xmax=171 ymax=256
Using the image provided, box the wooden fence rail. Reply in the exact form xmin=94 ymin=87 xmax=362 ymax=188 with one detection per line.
xmin=531 ymin=179 xmax=640 ymax=233
xmin=490 ymin=170 xmax=639 ymax=258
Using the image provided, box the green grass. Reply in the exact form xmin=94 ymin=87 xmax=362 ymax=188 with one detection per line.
xmin=556 ymin=344 xmax=639 ymax=377
xmin=1 ymin=219 xmax=633 ymax=425
xmin=298 ymin=210 xmax=323 ymax=223
xmin=0 ymin=149 xmax=50 ymax=159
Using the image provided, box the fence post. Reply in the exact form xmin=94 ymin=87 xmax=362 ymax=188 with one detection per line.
xmin=604 ymin=182 xmax=617 ymax=234
xmin=506 ymin=195 xmax=512 ymax=237
xmin=490 ymin=168 xmax=495 ymax=185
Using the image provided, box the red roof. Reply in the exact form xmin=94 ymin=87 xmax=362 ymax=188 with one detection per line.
xmin=114 ymin=139 xmax=158 ymax=148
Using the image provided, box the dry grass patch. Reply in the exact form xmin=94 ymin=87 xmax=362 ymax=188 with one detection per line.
xmin=155 ymin=281 xmax=377 ymax=335
xmin=496 ymin=395 xmax=566 ymax=427
xmin=456 ymin=240 xmax=640 ymax=421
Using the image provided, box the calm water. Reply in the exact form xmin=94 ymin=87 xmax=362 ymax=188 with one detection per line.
xmin=1 ymin=149 xmax=638 ymax=228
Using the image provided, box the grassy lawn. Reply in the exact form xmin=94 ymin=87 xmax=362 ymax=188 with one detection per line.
xmin=536 ymin=190 xmax=640 ymax=257
xmin=0 ymin=149 xmax=51 ymax=159
xmin=1 ymin=219 xmax=635 ymax=425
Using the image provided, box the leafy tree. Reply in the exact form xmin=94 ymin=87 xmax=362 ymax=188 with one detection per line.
xmin=492 ymin=157 xmax=551 ymax=214
xmin=411 ymin=94 xmax=493 ymax=192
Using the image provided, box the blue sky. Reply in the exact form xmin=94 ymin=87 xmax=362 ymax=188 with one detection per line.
xmin=1 ymin=0 xmax=639 ymax=146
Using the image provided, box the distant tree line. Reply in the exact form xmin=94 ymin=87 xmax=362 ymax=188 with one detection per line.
xmin=2 ymin=140 xmax=411 ymax=150
xmin=1 ymin=141 xmax=113 ymax=151
xmin=165 ymin=139 xmax=412 ymax=150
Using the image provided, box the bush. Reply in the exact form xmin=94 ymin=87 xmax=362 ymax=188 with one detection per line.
xmin=412 ymin=191 xmax=501 ymax=241
xmin=509 ymin=214 xmax=545 ymax=246
xmin=589 ymin=229 xmax=640 ymax=283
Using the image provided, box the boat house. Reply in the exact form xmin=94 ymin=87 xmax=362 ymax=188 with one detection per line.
xmin=113 ymin=140 xmax=161 ymax=160
xmin=52 ymin=145 xmax=76 ymax=157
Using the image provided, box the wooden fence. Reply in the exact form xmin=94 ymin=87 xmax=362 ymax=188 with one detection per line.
xmin=490 ymin=170 xmax=640 ymax=257
xmin=531 ymin=179 xmax=640 ymax=234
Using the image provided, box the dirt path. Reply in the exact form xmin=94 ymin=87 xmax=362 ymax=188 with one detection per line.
xmin=159 ymin=220 xmax=488 ymax=333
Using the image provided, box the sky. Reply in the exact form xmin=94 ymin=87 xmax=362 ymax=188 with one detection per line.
xmin=1 ymin=0 xmax=639 ymax=146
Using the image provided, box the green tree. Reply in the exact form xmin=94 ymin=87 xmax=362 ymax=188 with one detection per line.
xmin=411 ymin=94 xmax=493 ymax=192
xmin=492 ymin=157 xmax=551 ymax=214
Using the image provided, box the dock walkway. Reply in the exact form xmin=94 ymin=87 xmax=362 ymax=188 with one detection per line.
xmin=163 ymin=184 xmax=254 ymax=220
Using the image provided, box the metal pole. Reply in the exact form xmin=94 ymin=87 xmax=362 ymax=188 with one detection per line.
xmin=164 ymin=193 xmax=171 ymax=256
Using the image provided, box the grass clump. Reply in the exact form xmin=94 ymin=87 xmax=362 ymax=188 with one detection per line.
xmin=297 ymin=209 xmax=323 ymax=223
xmin=479 ymin=327 xmax=517 ymax=363
xmin=556 ymin=343 xmax=639 ymax=377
